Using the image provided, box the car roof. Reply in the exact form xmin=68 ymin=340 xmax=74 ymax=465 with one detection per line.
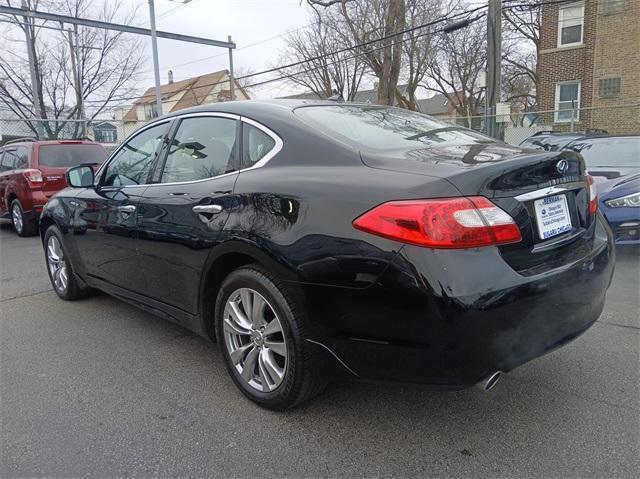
xmin=566 ymin=135 xmax=639 ymax=144
xmin=1 ymin=139 xmax=104 ymax=148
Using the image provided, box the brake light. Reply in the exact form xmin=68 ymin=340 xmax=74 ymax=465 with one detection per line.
xmin=588 ymin=175 xmax=598 ymax=216
xmin=353 ymin=196 xmax=522 ymax=249
xmin=22 ymin=169 xmax=43 ymax=186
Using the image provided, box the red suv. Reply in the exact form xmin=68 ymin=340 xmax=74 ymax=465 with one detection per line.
xmin=0 ymin=139 xmax=108 ymax=236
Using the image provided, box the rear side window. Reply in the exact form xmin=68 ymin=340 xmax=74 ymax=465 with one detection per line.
xmin=295 ymin=105 xmax=492 ymax=151
xmin=161 ymin=117 xmax=237 ymax=183
xmin=38 ymin=144 xmax=107 ymax=167
xmin=0 ymin=150 xmax=17 ymax=172
xmin=14 ymin=146 xmax=28 ymax=169
xmin=569 ymin=138 xmax=640 ymax=168
xmin=242 ymin=123 xmax=276 ymax=168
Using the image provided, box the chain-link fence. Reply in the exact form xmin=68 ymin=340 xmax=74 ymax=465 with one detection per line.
xmin=0 ymin=117 xmax=140 ymax=150
xmin=449 ymin=103 xmax=639 ymax=145
xmin=1 ymin=103 xmax=638 ymax=149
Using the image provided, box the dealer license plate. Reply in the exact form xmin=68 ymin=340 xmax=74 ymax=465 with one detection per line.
xmin=534 ymin=194 xmax=572 ymax=240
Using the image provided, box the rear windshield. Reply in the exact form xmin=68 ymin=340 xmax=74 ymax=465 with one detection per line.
xmin=295 ymin=105 xmax=492 ymax=150
xmin=38 ymin=144 xmax=108 ymax=167
xmin=567 ymin=138 xmax=639 ymax=168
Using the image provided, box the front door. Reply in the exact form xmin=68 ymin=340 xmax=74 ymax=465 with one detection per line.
xmin=71 ymin=121 xmax=171 ymax=292
xmin=136 ymin=114 xmax=241 ymax=314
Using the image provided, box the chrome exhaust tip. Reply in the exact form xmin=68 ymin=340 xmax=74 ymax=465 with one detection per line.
xmin=476 ymin=371 xmax=502 ymax=391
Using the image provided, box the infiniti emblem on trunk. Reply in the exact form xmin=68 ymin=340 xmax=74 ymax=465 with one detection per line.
xmin=556 ymin=159 xmax=569 ymax=174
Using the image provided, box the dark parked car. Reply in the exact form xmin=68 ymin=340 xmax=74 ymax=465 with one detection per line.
xmin=565 ymin=136 xmax=640 ymax=245
xmin=519 ymin=130 xmax=607 ymax=151
xmin=40 ymin=101 xmax=615 ymax=409
xmin=0 ymin=139 xmax=108 ymax=236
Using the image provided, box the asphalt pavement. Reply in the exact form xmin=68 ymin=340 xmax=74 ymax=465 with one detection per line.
xmin=1 ymin=223 xmax=639 ymax=478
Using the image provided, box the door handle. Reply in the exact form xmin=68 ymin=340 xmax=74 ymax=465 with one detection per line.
xmin=117 ymin=205 xmax=136 ymax=214
xmin=193 ymin=204 xmax=223 ymax=223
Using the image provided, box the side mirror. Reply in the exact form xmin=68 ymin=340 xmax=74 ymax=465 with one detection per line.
xmin=66 ymin=165 xmax=95 ymax=188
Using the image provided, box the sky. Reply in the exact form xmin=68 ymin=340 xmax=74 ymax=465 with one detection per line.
xmin=126 ymin=0 xmax=315 ymax=99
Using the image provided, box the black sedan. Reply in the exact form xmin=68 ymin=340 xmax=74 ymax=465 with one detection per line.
xmin=40 ymin=101 xmax=615 ymax=409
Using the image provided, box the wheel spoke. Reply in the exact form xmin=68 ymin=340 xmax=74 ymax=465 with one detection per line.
xmin=264 ymin=339 xmax=286 ymax=357
xmin=250 ymin=293 xmax=266 ymax=329
xmin=59 ymin=267 xmax=68 ymax=289
xmin=263 ymin=318 xmax=282 ymax=336
xmin=223 ymin=316 xmax=251 ymax=336
xmin=257 ymin=350 xmax=272 ymax=391
xmin=240 ymin=289 xmax=253 ymax=319
xmin=241 ymin=346 xmax=259 ymax=381
xmin=261 ymin=349 xmax=284 ymax=384
xmin=229 ymin=342 xmax=253 ymax=365
xmin=47 ymin=244 xmax=60 ymax=262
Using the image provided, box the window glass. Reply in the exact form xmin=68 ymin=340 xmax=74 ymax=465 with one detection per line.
xmin=556 ymin=82 xmax=580 ymax=122
xmin=102 ymin=122 xmax=168 ymax=186
xmin=243 ymin=123 xmax=276 ymax=168
xmin=295 ymin=105 xmax=492 ymax=151
xmin=569 ymin=138 xmax=640 ymax=168
xmin=599 ymin=77 xmax=621 ymax=98
xmin=161 ymin=117 xmax=237 ymax=183
xmin=558 ymin=3 xmax=584 ymax=46
xmin=1 ymin=150 xmax=17 ymax=171
xmin=39 ymin=144 xmax=106 ymax=168
xmin=14 ymin=146 xmax=28 ymax=169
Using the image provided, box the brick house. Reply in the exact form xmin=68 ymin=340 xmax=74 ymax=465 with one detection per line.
xmin=538 ymin=0 xmax=640 ymax=134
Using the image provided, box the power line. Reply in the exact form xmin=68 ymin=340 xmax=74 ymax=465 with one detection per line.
xmin=84 ymin=8 xmax=487 ymax=105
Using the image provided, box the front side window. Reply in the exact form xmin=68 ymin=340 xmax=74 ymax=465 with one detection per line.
xmin=555 ymin=82 xmax=581 ymax=122
xmin=242 ymin=123 xmax=276 ymax=168
xmin=102 ymin=122 xmax=169 ymax=186
xmin=161 ymin=116 xmax=237 ymax=183
xmin=558 ymin=2 xmax=584 ymax=47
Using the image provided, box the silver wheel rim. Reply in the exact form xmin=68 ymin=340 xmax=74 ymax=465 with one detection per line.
xmin=223 ymin=288 xmax=288 ymax=392
xmin=12 ymin=204 xmax=23 ymax=233
xmin=47 ymin=236 xmax=68 ymax=293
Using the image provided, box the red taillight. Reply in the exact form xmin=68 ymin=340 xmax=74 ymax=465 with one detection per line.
xmin=588 ymin=175 xmax=598 ymax=216
xmin=22 ymin=169 xmax=43 ymax=186
xmin=353 ymin=196 xmax=522 ymax=249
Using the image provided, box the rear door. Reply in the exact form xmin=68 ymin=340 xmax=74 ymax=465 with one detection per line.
xmin=136 ymin=113 xmax=241 ymax=313
xmin=71 ymin=122 xmax=170 ymax=292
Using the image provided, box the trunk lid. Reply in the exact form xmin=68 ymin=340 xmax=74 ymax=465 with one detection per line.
xmin=361 ymin=143 xmax=595 ymax=273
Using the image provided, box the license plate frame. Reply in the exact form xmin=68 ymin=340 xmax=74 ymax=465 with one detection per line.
xmin=534 ymin=194 xmax=573 ymax=240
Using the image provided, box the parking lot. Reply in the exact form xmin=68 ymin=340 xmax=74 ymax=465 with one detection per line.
xmin=1 ymin=224 xmax=638 ymax=478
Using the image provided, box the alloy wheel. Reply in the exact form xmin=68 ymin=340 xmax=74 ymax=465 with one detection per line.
xmin=11 ymin=203 xmax=23 ymax=234
xmin=47 ymin=236 xmax=68 ymax=293
xmin=223 ymin=288 xmax=288 ymax=392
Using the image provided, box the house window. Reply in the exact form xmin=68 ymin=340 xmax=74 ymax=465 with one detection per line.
xmin=603 ymin=0 xmax=625 ymax=15
xmin=558 ymin=2 xmax=584 ymax=47
xmin=555 ymin=81 xmax=581 ymax=123
xmin=144 ymin=103 xmax=158 ymax=120
xmin=599 ymin=77 xmax=621 ymax=98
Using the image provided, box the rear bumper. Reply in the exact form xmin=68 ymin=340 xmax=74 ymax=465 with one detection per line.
xmin=305 ymin=215 xmax=615 ymax=387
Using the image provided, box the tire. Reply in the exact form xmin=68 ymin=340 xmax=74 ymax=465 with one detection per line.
xmin=44 ymin=225 xmax=86 ymax=300
xmin=215 ymin=264 xmax=327 ymax=410
xmin=11 ymin=199 xmax=38 ymax=237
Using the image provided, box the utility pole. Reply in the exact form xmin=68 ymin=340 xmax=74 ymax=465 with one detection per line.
xmin=486 ymin=0 xmax=501 ymax=139
xmin=228 ymin=35 xmax=235 ymax=101
xmin=148 ymin=0 xmax=163 ymax=117
xmin=21 ymin=2 xmax=44 ymax=138
xmin=67 ymin=27 xmax=85 ymax=137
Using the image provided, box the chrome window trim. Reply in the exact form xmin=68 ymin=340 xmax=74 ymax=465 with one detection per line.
xmin=95 ymin=111 xmax=283 ymax=189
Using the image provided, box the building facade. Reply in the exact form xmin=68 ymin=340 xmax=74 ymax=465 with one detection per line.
xmin=538 ymin=0 xmax=639 ymax=133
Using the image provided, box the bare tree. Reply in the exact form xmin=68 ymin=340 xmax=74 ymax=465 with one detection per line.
xmin=276 ymin=12 xmax=367 ymax=100
xmin=0 ymin=0 xmax=145 ymax=139
xmin=502 ymin=3 xmax=540 ymax=112
xmin=422 ymin=15 xmax=486 ymax=126
xmin=308 ymin=0 xmax=406 ymax=106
